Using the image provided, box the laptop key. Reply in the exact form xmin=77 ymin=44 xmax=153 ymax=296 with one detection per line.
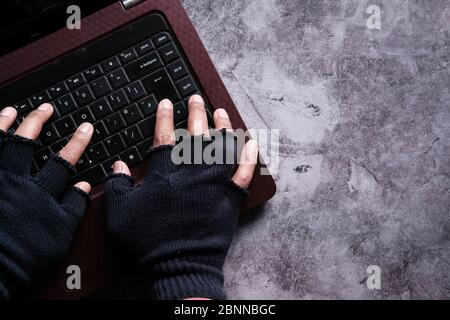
xmin=91 ymin=76 xmax=112 ymax=97
xmin=40 ymin=124 xmax=59 ymax=145
xmin=152 ymin=32 xmax=171 ymax=47
xmin=30 ymin=91 xmax=51 ymax=107
xmin=167 ymin=60 xmax=188 ymax=81
xmin=73 ymin=107 xmax=95 ymax=126
xmin=120 ymin=147 xmax=141 ymax=167
xmin=87 ymin=142 xmax=108 ymax=163
xmin=34 ymin=147 xmax=53 ymax=168
xmin=138 ymin=116 xmax=156 ymax=138
xmin=124 ymin=51 xmax=162 ymax=81
xmin=121 ymin=104 xmax=142 ymax=125
xmin=173 ymin=102 xmax=188 ymax=124
xmin=16 ymin=115 xmax=26 ymax=125
xmin=142 ymin=69 xmax=180 ymax=102
xmin=84 ymin=65 xmax=103 ymax=81
xmin=54 ymin=116 xmax=76 ymax=137
xmin=107 ymin=68 xmax=129 ymax=89
xmin=13 ymin=99 xmax=33 ymax=115
xmin=176 ymin=120 xmax=188 ymax=130
xmin=138 ymin=95 xmax=158 ymax=117
xmin=176 ymin=76 xmax=198 ymax=98
xmin=92 ymin=121 xmax=108 ymax=144
xmin=74 ymin=165 xmax=106 ymax=186
xmin=54 ymin=94 xmax=77 ymax=115
xmin=76 ymin=154 xmax=90 ymax=172
xmin=51 ymin=138 xmax=69 ymax=153
xmin=135 ymin=39 xmax=154 ymax=56
xmin=121 ymin=125 xmax=143 ymax=146
xmin=105 ymin=112 xmax=126 ymax=133
xmin=107 ymin=89 xmax=129 ymax=110
xmin=125 ymin=81 xmax=147 ymax=102
xmin=90 ymin=98 xmax=112 ymax=119
xmin=104 ymin=134 xmax=126 ymax=154
xmin=73 ymin=85 xmax=95 ymax=106
xmin=66 ymin=73 xmax=85 ymax=89
xmin=48 ymin=82 xmax=68 ymax=99
xmin=103 ymin=156 xmax=120 ymax=174
xmin=102 ymin=56 xmax=121 ymax=73
xmin=119 ymin=48 xmax=138 ymax=64
xmin=137 ymin=138 xmax=153 ymax=158
xmin=158 ymin=43 xmax=179 ymax=64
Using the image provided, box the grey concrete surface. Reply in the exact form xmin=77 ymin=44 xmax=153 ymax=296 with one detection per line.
xmin=92 ymin=0 xmax=449 ymax=300
xmin=179 ymin=0 xmax=450 ymax=299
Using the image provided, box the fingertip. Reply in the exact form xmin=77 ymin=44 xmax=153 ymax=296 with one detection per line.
xmin=0 ymin=107 xmax=17 ymax=131
xmin=74 ymin=181 xmax=91 ymax=194
xmin=214 ymin=108 xmax=228 ymax=118
xmin=189 ymin=94 xmax=204 ymax=105
xmin=187 ymin=94 xmax=208 ymax=136
xmin=37 ymin=103 xmax=54 ymax=114
xmin=232 ymin=140 xmax=259 ymax=189
xmin=245 ymin=139 xmax=259 ymax=160
xmin=112 ymin=160 xmax=131 ymax=175
xmin=213 ymin=108 xmax=233 ymax=131
xmin=154 ymin=99 xmax=175 ymax=147
xmin=0 ymin=106 xmax=17 ymax=118
xmin=159 ymin=99 xmax=173 ymax=110
xmin=78 ymin=122 xmax=93 ymax=135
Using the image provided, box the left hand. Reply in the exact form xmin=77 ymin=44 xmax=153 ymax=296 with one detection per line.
xmin=0 ymin=103 xmax=93 ymax=299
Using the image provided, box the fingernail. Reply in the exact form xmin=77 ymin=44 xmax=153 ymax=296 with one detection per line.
xmin=74 ymin=181 xmax=91 ymax=194
xmin=38 ymin=103 xmax=52 ymax=111
xmin=161 ymin=99 xmax=173 ymax=110
xmin=79 ymin=122 xmax=93 ymax=134
xmin=217 ymin=108 xmax=228 ymax=118
xmin=0 ymin=107 xmax=14 ymax=117
xmin=190 ymin=94 xmax=203 ymax=104
xmin=113 ymin=161 xmax=123 ymax=172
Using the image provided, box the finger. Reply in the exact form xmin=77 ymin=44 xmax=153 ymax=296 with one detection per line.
xmin=58 ymin=123 xmax=93 ymax=165
xmin=112 ymin=161 xmax=131 ymax=176
xmin=60 ymin=186 xmax=91 ymax=224
xmin=74 ymin=181 xmax=91 ymax=194
xmin=187 ymin=94 xmax=208 ymax=136
xmin=0 ymin=107 xmax=17 ymax=131
xmin=104 ymin=161 xmax=134 ymax=197
xmin=153 ymin=99 xmax=175 ymax=147
xmin=213 ymin=108 xmax=233 ymax=132
xmin=232 ymin=140 xmax=258 ymax=189
xmin=34 ymin=155 xmax=77 ymax=199
xmin=15 ymin=103 xmax=53 ymax=140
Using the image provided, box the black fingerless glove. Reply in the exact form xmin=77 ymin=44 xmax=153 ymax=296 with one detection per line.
xmin=105 ymin=131 xmax=247 ymax=300
xmin=0 ymin=131 xmax=90 ymax=299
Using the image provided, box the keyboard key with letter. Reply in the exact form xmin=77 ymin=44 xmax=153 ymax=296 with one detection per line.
xmin=142 ymin=69 xmax=180 ymax=102
xmin=124 ymin=51 xmax=162 ymax=81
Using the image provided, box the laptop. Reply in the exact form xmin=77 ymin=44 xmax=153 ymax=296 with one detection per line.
xmin=0 ymin=0 xmax=276 ymax=299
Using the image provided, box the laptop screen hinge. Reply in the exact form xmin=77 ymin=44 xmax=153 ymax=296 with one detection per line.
xmin=121 ymin=0 xmax=146 ymax=10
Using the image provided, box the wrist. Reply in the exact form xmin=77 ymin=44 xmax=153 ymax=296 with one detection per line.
xmin=149 ymin=258 xmax=226 ymax=300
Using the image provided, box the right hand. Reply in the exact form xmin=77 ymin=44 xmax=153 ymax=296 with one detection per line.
xmin=104 ymin=95 xmax=258 ymax=300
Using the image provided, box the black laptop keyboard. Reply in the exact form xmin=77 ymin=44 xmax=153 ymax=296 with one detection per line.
xmin=9 ymin=29 xmax=211 ymax=187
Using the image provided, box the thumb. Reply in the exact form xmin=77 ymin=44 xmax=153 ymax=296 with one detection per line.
xmin=60 ymin=182 xmax=91 ymax=224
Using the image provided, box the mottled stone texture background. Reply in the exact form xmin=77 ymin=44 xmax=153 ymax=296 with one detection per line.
xmin=180 ymin=0 xmax=450 ymax=299
xmin=93 ymin=0 xmax=449 ymax=299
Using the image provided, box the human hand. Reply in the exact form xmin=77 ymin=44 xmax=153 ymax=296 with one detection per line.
xmin=0 ymin=103 xmax=93 ymax=299
xmin=104 ymin=94 xmax=258 ymax=300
